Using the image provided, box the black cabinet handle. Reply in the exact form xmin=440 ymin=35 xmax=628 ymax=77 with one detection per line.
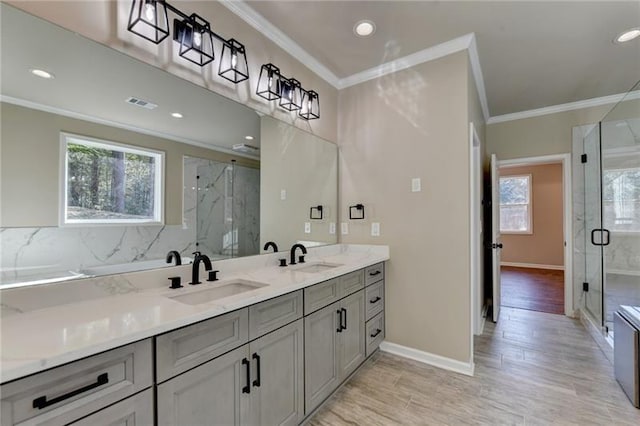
xmin=33 ymin=373 xmax=108 ymax=409
xmin=252 ymin=353 xmax=261 ymax=387
xmin=336 ymin=310 xmax=343 ymax=332
xmin=369 ymin=270 xmax=381 ymax=276
xmin=370 ymin=296 xmax=381 ymax=304
xmin=242 ymin=358 xmax=251 ymax=394
xmin=341 ymin=307 xmax=347 ymax=330
xmin=370 ymin=329 xmax=382 ymax=338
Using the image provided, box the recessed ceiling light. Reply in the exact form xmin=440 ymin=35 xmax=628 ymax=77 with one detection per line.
xmin=354 ymin=20 xmax=376 ymax=37
xmin=171 ymin=112 xmax=183 ymax=118
xmin=245 ymin=135 xmax=254 ymax=140
xmin=30 ymin=69 xmax=54 ymax=79
xmin=615 ymin=28 xmax=640 ymax=43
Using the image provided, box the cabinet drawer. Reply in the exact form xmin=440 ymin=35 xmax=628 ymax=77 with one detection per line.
xmin=365 ymin=280 xmax=384 ymax=321
xmin=364 ymin=263 xmax=384 ymax=286
xmin=339 ymin=270 xmax=364 ymax=298
xmin=0 ymin=339 xmax=152 ymax=426
xmin=366 ymin=312 xmax=385 ymax=357
xmin=249 ymin=290 xmax=303 ymax=340
xmin=304 ymin=278 xmax=339 ymax=314
xmin=156 ymin=308 xmax=249 ymax=383
xmin=70 ymin=388 xmax=153 ymax=425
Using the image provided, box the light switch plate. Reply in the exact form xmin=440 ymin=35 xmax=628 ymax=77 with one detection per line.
xmin=371 ymin=222 xmax=380 ymax=236
xmin=341 ymin=222 xmax=349 ymax=235
xmin=304 ymin=222 xmax=311 ymax=233
xmin=411 ymin=178 xmax=421 ymax=192
xmin=280 ymin=189 xmax=287 ymax=200
xmin=329 ymin=222 xmax=336 ymax=234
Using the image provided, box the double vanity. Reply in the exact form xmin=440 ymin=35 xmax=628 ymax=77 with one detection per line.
xmin=0 ymin=244 xmax=388 ymax=425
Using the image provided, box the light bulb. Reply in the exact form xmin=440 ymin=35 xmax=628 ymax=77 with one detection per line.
xmin=193 ymin=31 xmax=202 ymax=48
xmin=288 ymin=89 xmax=293 ymax=101
xmin=144 ymin=2 xmax=156 ymax=22
xmin=231 ymin=53 xmax=238 ymax=69
xmin=268 ymin=76 xmax=273 ymax=88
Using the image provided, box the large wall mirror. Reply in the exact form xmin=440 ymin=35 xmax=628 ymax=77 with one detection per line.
xmin=0 ymin=4 xmax=338 ymax=287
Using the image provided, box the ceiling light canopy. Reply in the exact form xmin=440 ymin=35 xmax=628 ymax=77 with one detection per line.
xmin=615 ymin=28 xmax=640 ymax=43
xmin=171 ymin=112 xmax=183 ymax=118
xmin=30 ymin=69 xmax=54 ymax=79
xmin=354 ymin=20 xmax=376 ymax=37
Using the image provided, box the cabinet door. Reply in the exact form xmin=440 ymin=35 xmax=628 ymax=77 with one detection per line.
xmin=338 ymin=290 xmax=365 ymax=381
xmin=304 ymin=301 xmax=340 ymax=415
xmin=157 ymin=344 xmax=251 ymax=426
xmin=248 ymin=319 xmax=304 ymax=426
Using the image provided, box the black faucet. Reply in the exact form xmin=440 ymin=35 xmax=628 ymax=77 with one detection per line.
xmin=166 ymin=250 xmax=182 ymax=266
xmin=263 ymin=241 xmax=279 ymax=253
xmin=289 ymin=244 xmax=307 ymax=265
xmin=191 ymin=251 xmax=212 ymax=285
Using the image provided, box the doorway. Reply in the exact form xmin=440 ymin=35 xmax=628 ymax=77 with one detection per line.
xmin=487 ymin=154 xmax=573 ymax=320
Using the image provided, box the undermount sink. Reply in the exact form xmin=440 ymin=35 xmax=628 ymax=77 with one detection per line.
xmin=168 ymin=280 xmax=268 ymax=305
xmin=292 ymin=262 xmax=343 ymax=273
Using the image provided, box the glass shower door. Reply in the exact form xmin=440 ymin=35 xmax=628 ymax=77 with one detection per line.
xmin=583 ymin=124 xmax=604 ymax=325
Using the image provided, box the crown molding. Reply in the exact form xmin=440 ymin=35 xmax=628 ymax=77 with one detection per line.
xmin=468 ymin=34 xmax=490 ymax=121
xmin=336 ymin=33 xmax=473 ymax=89
xmin=0 ymin=96 xmax=259 ymax=160
xmin=218 ymin=0 xmax=341 ymax=88
xmin=487 ymin=90 xmax=640 ymax=124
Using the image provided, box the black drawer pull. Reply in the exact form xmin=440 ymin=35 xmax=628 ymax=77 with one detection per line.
xmin=242 ymin=358 xmax=251 ymax=394
xmin=370 ymin=296 xmax=381 ymax=304
xmin=336 ymin=309 xmax=343 ymax=332
xmin=369 ymin=270 xmax=381 ymax=276
xmin=370 ymin=329 xmax=382 ymax=338
xmin=33 ymin=373 xmax=108 ymax=409
xmin=341 ymin=307 xmax=347 ymax=330
xmin=252 ymin=353 xmax=261 ymax=387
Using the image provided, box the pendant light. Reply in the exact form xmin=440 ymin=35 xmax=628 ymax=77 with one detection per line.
xmin=279 ymin=78 xmax=303 ymax=111
xmin=127 ymin=0 xmax=170 ymax=44
xmin=219 ymin=39 xmax=249 ymax=83
xmin=256 ymin=63 xmax=282 ymax=101
xmin=174 ymin=14 xmax=214 ymax=66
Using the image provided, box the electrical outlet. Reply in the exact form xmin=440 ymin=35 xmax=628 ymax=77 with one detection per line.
xmin=371 ymin=222 xmax=380 ymax=236
xmin=341 ymin=222 xmax=349 ymax=235
xmin=411 ymin=178 xmax=421 ymax=192
xmin=304 ymin=222 xmax=311 ymax=233
xmin=329 ymin=222 xmax=336 ymax=234
xmin=280 ymin=189 xmax=287 ymax=200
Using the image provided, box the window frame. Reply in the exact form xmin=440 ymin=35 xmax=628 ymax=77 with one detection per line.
xmin=499 ymin=173 xmax=533 ymax=235
xmin=60 ymin=133 xmax=165 ymax=226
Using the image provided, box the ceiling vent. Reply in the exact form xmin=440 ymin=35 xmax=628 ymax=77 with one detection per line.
xmin=232 ymin=143 xmax=260 ymax=154
xmin=125 ymin=97 xmax=158 ymax=110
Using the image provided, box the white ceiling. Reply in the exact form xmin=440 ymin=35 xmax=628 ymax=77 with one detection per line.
xmin=244 ymin=0 xmax=640 ymax=117
xmin=0 ymin=4 xmax=261 ymax=156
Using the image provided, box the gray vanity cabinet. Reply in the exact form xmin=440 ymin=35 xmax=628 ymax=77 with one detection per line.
xmin=157 ymin=344 xmax=251 ymax=426
xmin=247 ymin=319 xmax=304 ymax=426
xmin=304 ymin=289 xmax=365 ymax=415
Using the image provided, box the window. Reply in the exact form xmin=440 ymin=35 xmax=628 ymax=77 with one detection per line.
xmin=499 ymin=175 xmax=532 ymax=233
xmin=62 ymin=134 xmax=163 ymax=224
xmin=603 ymin=167 xmax=640 ymax=233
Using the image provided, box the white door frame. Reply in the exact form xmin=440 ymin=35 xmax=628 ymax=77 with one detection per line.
xmin=469 ymin=124 xmax=484 ymax=340
xmin=497 ymin=153 xmax=573 ymax=316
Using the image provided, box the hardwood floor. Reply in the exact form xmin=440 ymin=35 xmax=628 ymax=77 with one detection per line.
xmin=308 ymin=307 xmax=639 ymax=425
xmin=501 ymin=266 xmax=564 ymax=314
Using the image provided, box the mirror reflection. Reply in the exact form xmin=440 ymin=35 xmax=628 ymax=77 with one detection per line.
xmin=0 ymin=4 xmax=337 ymax=286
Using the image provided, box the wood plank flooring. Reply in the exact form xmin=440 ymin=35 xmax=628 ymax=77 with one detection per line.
xmin=501 ymin=267 xmax=564 ymax=314
xmin=308 ymin=307 xmax=639 ymax=425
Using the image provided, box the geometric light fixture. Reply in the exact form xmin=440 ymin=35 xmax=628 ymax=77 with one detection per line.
xmin=256 ymin=63 xmax=282 ymax=101
xmin=127 ymin=0 xmax=170 ymax=44
xmin=219 ymin=39 xmax=249 ymax=83
xmin=256 ymin=63 xmax=320 ymax=119
xmin=299 ymin=90 xmax=320 ymax=120
xmin=127 ymin=0 xmax=249 ymax=83
xmin=279 ymin=78 xmax=303 ymax=111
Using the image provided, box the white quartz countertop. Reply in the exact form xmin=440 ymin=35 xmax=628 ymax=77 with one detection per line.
xmin=0 ymin=244 xmax=388 ymax=383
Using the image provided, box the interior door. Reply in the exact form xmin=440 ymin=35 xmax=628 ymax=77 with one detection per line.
xmin=491 ymin=154 xmax=502 ymax=322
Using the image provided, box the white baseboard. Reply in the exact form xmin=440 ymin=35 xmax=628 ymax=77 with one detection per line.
xmin=379 ymin=341 xmax=475 ymax=376
xmin=500 ymin=262 xmax=564 ymax=271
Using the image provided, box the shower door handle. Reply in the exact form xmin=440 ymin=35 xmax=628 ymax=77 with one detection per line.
xmin=590 ymin=229 xmax=611 ymax=246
